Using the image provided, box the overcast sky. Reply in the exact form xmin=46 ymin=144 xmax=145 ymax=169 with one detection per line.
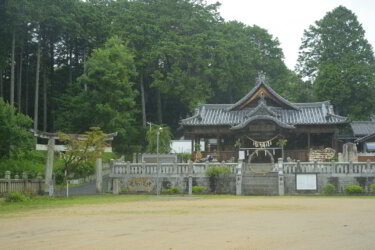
xmin=205 ymin=0 xmax=375 ymax=70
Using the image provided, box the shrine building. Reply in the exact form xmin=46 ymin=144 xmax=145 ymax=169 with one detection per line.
xmin=180 ymin=77 xmax=348 ymax=162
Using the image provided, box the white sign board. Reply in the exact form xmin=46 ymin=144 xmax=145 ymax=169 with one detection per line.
xmin=296 ymin=174 xmax=317 ymax=190
xmin=239 ymin=151 xmax=245 ymax=160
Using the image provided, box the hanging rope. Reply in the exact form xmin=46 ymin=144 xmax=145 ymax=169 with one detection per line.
xmin=246 ymin=135 xmax=279 ymax=148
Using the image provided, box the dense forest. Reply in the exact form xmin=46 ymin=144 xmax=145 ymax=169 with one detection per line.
xmin=1 ymin=1 xmax=374 ymax=154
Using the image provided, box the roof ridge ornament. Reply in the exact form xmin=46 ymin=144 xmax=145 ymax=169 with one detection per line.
xmin=256 ymin=72 xmax=267 ymax=85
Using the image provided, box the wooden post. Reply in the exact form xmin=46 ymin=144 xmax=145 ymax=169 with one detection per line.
xmin=307 ymin=133 xmax=311 ymax=151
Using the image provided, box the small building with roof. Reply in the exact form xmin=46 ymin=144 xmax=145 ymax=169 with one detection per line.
xmin=180 ymin=76 xmax=348 ymax=162
xmin=350 ymin=118 xmax=375 ymax=160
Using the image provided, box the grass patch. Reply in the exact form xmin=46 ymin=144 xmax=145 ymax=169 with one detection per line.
xmin=0 ymin=194 xmax=151 ymax=215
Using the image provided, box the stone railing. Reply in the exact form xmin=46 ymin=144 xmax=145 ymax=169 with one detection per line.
xmin=0 ymin=171 xmax=44 ymax=195
xmin=282 ymin=160 xmax=375 ymax=174
xmin=111 ymin=161 xmax=238 ymax=177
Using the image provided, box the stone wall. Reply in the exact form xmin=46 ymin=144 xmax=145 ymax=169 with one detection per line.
xmin=110 ymin=160 xmax=375 ymax=196
xmin=242 ymin=173 xmax=279 ymax=195
xmin=282 ymin=161 xmax=375 ymax=194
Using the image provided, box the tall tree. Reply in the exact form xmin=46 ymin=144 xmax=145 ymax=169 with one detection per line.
xmin=56 ymin=36 xmax=138 ymax=152
xmin=296 ymin=6 xmax=375 ymax=119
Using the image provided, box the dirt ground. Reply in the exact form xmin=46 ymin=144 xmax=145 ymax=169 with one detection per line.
xmin=1 ymin=197 xmax=375 ymax=250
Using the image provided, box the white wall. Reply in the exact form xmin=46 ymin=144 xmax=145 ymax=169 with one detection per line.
xmin=170 ymin=140 xmax=205 ymax=153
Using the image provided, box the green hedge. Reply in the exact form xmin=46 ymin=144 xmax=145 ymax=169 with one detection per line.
xmin=323 ymin=184 xmax=336 ymax=195
xmin=345 ymin=185 xmax=364 ymax=195
xmin=192 ymin=186 xmax=205 ymax=193
xmin=0 ymin=151 xmax=45 ymax=178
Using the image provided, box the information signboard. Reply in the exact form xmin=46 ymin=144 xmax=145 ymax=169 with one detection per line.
xmin=296 ymin=174 xmax=317 ymax=190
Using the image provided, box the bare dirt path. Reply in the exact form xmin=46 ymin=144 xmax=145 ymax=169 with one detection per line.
xmin=1 ymin=197 xmax=375 ymax=250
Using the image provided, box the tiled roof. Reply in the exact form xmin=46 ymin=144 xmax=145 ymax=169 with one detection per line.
xmin=351 ymin=121 xmax=375 ymax=137
xmin=181 ymin=102 xmax=348 ymax=127
xmin=229 ymin=81 xmax=299 ymax=111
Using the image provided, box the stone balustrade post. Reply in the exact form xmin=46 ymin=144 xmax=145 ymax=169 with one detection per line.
xmin=278 ymin=158 xmax=283 ymax=171
xmin=278 ymin=158 xmax=285 ymax=196
xmin=22 ymin=172 xmax=28 ymax=180
xmin=96 ymin=158 xmax=103 ymax=193
xmin=5 ymin=171 xmax=11 ymax=179
xmin=349 ymin=161 xmax=353 ymax=174
xmin=133 ymin=153 xmax=137 ymax=163
xmin=14 ymin=174 xmax=19 ymax=179
xmin=314 ymin=161 xmax=318 ymax=172
xmin=22 ymin=172 xmax=28 ymax=193
xmin=297 ymin=160 xmax=301 ymax=172
xmin=236 ymin=160 xmax=243 ymax=196
xmin=45 ymin=138 xmax=55 ymax=196
xmin=188 ymin=160 xmax=193 ymax=195
xmin=5 ymin=171 xmax=11 ymax=193
xmin=113 ymin=179 xmax=120 ymax=194
xmin=137 ymin=153 xmax=142 ymax=164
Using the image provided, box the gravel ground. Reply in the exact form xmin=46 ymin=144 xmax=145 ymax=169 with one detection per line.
xmin=1 ymin=197 xmax=375 ymax=250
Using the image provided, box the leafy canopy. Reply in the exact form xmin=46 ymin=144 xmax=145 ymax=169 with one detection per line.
xmin=296 ymin=6 xmax=375 ymax=119
xmin=146 ymin=125 xmax=172 ymax=154
xmin=56 ymin=36 xmax=138 ymax=152
xmin=57 ymin=127 xmax=108 ymax=181
xmin=0 ymin=98 xmax=33 ymax=159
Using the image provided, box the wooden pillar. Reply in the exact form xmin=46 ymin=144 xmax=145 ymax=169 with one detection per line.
xmin=217 ymin=135 xmax=221 ymax=161
xmin=307 ymin=133 xmax=311 ymax=151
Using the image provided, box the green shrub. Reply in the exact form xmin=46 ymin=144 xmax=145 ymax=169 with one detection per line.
xmin=0 ymin=151 xmax=45 ymax=178
xmin=323 ymin=184 xmax=336 ymax=195
xmin=177 ymin=153 xmax=192 ymax=163
xmin=205 ymin=165 xmax=231 ymax=176
xmin=163 ymin=187 xmax=180 ymax=194
xmin=345 ymin=185 xmax=364 ymax=195
xmin=5 ymin=192 xmax=30 ymax=202
xmin=206 ymin=166 xmax=231 ymax=193
xmin=192 ymin=186 xmax=205 ymax=194
xmin=372 ymin=184 xmax=375 ymax=194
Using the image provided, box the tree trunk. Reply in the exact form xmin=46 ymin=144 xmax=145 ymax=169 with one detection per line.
xmin=0 ymin=68 xmax=3 ymax=98
xmin=68 ymin=47 xmax=73 ymax=84
xmin=43 ymin=69 xmax=48 ymax=132
xmin=83 ymin=45 xmax=88 ymax=91
xmin=140 ymin=75 xmax=146 ymax=127
xmin=17 ymin=46 xmax=23 ymax=112
xmin=10 ymin=28 xmax=15 ymax=106
xmin=34 ymin=38 xmax=41 ymax=131
xmin=49 ymin=41 xmax=54 ymax=131
xmin=25 ymin=61 xmax=29 ymax=115
xmin=156 ymin=87 xmax=162 ymax=124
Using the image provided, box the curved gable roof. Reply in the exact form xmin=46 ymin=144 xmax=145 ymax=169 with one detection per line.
xmin=230 ymin=115 xmax=295 ymax=130
xmin=228 ymin=80 xmax=299 ymax=111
